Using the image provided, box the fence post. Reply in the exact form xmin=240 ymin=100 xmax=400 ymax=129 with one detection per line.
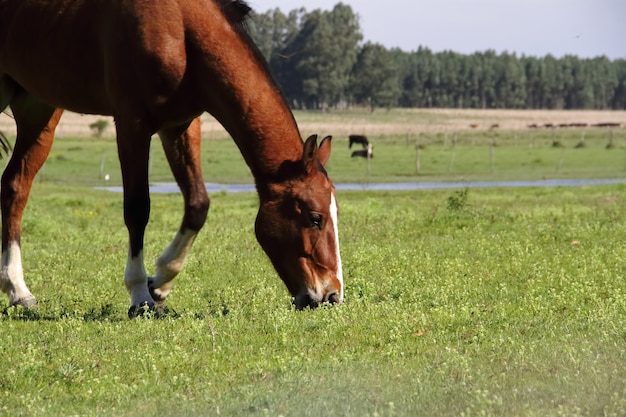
xmin=448 ymin=152 xmax=456 ymax=173
xmin=607 ymin=129 xmax=614 ymax=149
xmin=100 ymin=152 xmax=106 ymax=179
xmin=415 ymin=140 xmax=420 ymax=174
xmin=575 ymin=131 xmax=586 ymax=148
xmin=556 ymin=148 xmax=566 ymax=172
xmin=367 ymin=143 xmax=372 ymax=176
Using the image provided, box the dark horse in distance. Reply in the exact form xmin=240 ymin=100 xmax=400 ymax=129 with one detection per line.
xmin=0 ymin=0 xmax=343 ymax=315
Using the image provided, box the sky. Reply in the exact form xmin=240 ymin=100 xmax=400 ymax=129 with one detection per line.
xmin=248 ymin=0 xmax=625 ymax=60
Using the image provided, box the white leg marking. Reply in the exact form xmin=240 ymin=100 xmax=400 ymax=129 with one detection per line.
xmin=0 ymin=241 xmax=35 ymax=306
xmin=330 ymin=193 xmax=344 ymax=302
xmin=124 ymin=249 xmax=152 ymax=307
xmin=151 ymin=229 xmax=198 ymax=299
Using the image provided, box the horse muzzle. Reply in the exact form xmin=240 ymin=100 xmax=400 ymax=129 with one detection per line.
xmin=293 ymin=289 xmax=342 ymax=310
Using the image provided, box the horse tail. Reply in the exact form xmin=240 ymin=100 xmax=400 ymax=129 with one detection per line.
xmin=0 ymin=75 xmax=15 ymax=158
xmin=0 ymin=129 xmax=11 ymax=158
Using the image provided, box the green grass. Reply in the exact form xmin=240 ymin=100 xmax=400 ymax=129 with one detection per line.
xmin=332 ymin=131 xmax=626 ymax=183
xmin=5 ymin=126 xmax=625 ymax=186
xmin=1 ymin=183 xmax=626 ymax=416
xmin=1 ymin=119 xmax=625 ymax=415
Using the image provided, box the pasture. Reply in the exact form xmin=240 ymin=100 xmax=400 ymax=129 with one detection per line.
xmin=1 ymin=110 xmax=625 ymax=186
xmin=1 ymin=109 xmax=625 ymax=416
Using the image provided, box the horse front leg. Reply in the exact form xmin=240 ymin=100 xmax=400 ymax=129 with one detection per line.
xmin=148 ymin=118 xmax=209 ymax=308
xmin=0 ymin=97 xmax=62 ymax=308
xmin=115 ymin=119 xmax=155 ymax=318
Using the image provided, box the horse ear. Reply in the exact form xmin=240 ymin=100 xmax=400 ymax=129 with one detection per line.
xmin=303 ymin=134 xmax=331 ymax=171
xmin=317 ymin=136 xmax=332 ymax=166
xmin=302 ymin=135 xmax=318 ymax=171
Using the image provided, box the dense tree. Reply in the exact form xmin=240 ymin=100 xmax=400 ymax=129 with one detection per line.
xmin=350 ymin=42 xmax=401 ymax=110
xmin=494 ymin=52 xmax=526 ymax=108
xmin=254 ymin=3 xmax=361 ymax=109
xmin=249 ymin=8 xmax=303 ymax=63
xmin=611 ymin=60 xmax=626 ymax=109
xmin=590 ymin=56 xmax=618 ymax=109
xmin=250 ymin=4 xmax=626 ymax=110
xmin=522 ymin=56 xmax=545 ymax=108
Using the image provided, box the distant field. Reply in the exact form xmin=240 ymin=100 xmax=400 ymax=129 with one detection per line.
xmin=0 ymin=109 xmax=624 ymax=186
xmin=294 ymin=108 xmax=626 ymax=138
xmin=1 ymin=108 xmax=625 ymax=139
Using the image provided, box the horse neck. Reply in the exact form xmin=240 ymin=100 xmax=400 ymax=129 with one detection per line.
xmin=189 ymin=8 xmax=303 ymax=188
xmin=210 ymin=79 xmax=303 ymax=185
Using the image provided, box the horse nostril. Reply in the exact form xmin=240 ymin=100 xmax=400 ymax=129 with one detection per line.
xmin=327 ymin=292 xmax=340 ymax=304
xmin=294 ymin=292 xmax=341 ymax=310
xmin=293 ymin=294 xmax=319 ymax=310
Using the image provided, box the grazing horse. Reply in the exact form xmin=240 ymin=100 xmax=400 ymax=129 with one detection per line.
xmin=0 ymin=0 xmax=343 ymax=315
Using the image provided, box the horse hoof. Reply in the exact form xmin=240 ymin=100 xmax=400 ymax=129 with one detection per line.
xmin=11 ymin=295 xmax=38 ymax=309
xmin=147 ymin=277 xmax=167 ymax=312
xmin=147 ymin=277 xmax=163 ymax=300
xmin=127 ymin=302 xmax=159 ymax=319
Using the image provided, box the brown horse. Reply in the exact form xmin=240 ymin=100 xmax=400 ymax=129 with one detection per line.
xmin=0 ymin=0 xmax=343 ymax=315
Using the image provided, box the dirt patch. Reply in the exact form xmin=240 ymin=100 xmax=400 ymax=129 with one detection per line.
xmin=1 ymin=108 xmax=624 ymax=139
xmin=296 ymin=109 xmax=626 ymax=137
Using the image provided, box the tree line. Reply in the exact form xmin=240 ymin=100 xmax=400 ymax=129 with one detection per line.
xmin=249 ymin=3 xmax=626 ymax=111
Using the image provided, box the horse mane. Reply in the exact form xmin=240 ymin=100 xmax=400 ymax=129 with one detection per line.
xmin=217 ymin=0 xmax=302 ymax=153
xmin=219 ymin=0 xmax=252 ymax=30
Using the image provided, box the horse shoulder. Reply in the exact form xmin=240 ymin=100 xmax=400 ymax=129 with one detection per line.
xmin=120 ymin=2 xmax=188 ymax=85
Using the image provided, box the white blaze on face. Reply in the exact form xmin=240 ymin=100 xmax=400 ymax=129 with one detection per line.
xmin=329 ymin=193 xmax=344 ymax=301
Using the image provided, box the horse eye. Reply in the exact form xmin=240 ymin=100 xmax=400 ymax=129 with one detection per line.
xmin=308 ymin=213 xmax=323 ymax=229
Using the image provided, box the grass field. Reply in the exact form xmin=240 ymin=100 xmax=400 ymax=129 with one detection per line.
xmin=1 ymin=109 xmax=625 ymax=416
xmin=1 ymin=184 xmax=625 ymax=416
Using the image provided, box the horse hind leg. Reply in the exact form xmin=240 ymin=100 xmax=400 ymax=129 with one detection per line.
xmin=0 ymin=91 xmax=62 ymax=308
xmin=148 ymin=118 xmax=209 ymax=309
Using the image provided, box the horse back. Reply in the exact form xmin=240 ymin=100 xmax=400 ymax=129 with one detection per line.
xmin=0 ymin=0 xmax=199 ymax=118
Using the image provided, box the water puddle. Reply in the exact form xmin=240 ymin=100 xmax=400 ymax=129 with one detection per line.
xmin=94 ymin=178 xmax=626 ymax=194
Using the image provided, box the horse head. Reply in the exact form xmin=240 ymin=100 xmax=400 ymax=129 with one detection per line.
xmin=255 ymin=135 xmax=343 ymax=309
